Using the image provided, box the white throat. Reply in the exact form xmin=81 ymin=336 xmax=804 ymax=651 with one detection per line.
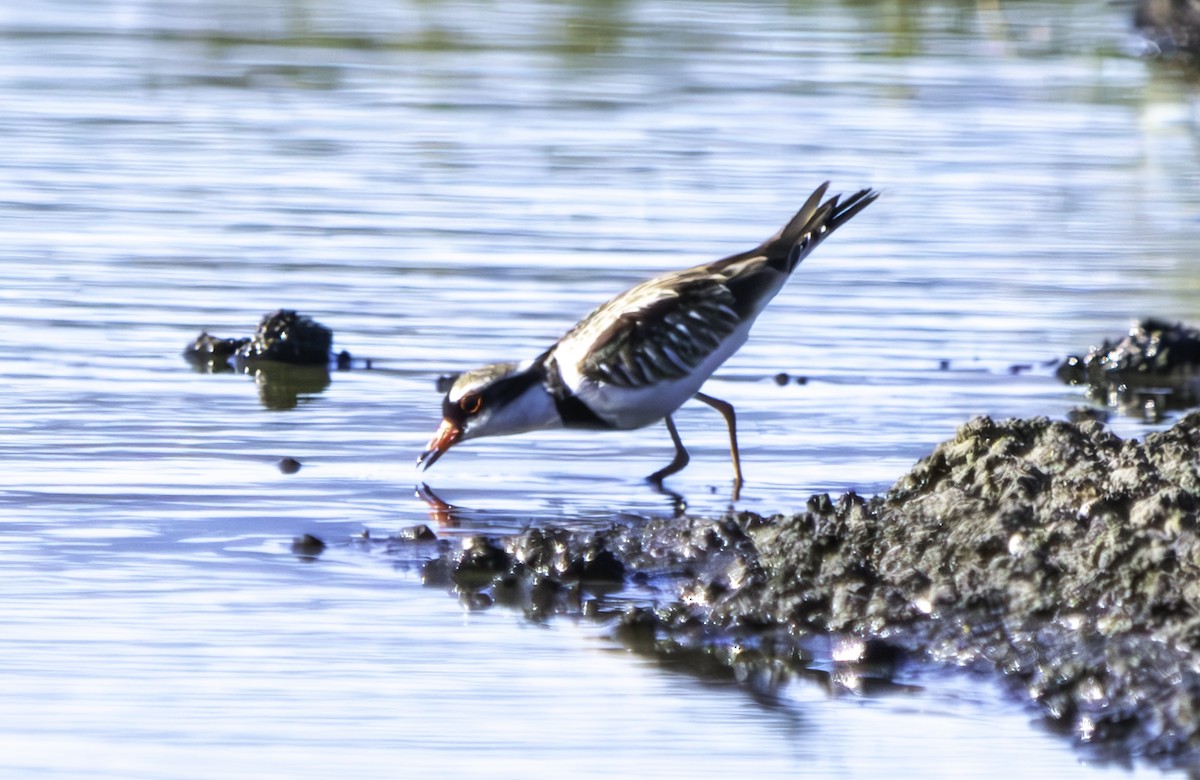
xmin=463 ymin=381 xmax=563 ymax=441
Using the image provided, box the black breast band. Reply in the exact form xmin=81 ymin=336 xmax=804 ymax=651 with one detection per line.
xmin=555 ymin=393 xmax=611 ymax=429
xmin=539 ymin=349 xmax=612 ymax=430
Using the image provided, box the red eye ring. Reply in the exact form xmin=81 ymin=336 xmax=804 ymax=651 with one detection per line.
xmin=459 ymin=393 xmax=483 ymax=414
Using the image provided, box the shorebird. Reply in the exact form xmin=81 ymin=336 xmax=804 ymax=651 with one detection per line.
xmin=418 ymin=182 xmax=877 ymax=496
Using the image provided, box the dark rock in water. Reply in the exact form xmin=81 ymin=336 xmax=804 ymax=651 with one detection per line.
xmin=1136 ymin=0 xmax=1200 ymax=61
xmin=771 ymin=372 xmax=808 ymax=386
xmin=183 ymin=310 xmax=357 ymax=371
xmin=401 ymin=412 xmax=1200 ymax=767
xmin=1058 ymin=318 xmax=1200 ymax=380
xmin=278 ymin=457 xmax=302 ymax=474
xmin=449 ymin=536 xmax=514 ymax=588
xmin=238 ymin=310 xmax=332 ymax=366
xmin=1057 ymin=318 xmax=1200 ymax=414
xmin=391 ymin=524 xmax=438 ymax=543
xmin=291 ymin=533 xmax=326 ymax=559
xmin=184 ymin=310 xmax=373 ymax=409
xmin=182 ymin=333 xmax=250 ymax=372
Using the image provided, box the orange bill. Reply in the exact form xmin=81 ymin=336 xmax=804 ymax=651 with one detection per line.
xmin=416 ymin=419 xmax=462 ymax=471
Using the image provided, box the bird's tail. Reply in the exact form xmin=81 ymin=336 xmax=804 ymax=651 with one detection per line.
xmin=764 ymin=182 xmax=878 ymax=274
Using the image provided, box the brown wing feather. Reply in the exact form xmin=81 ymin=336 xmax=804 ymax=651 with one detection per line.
xmin=566 ymin=271 xmax=744 ymax=389
xmin=553 ymin=183 xmax=879 ymax=391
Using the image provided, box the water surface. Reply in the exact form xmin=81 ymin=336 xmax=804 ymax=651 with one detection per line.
xmin=1 ymin=0 xmax=1198 ymax=776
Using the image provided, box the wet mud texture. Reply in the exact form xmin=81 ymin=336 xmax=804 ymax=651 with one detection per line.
xmin=1058 ymin=318 xmax=1200 ymax=420
xmin=413 ymin=412 xmax=1200 ymax=768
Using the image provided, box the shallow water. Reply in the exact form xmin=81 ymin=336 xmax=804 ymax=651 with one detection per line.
xmin=2 ymin=0 xmax=1199 ymax=776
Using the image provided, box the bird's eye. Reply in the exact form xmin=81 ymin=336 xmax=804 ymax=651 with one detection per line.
xmin=459 ymin=393 xmax=483 ymax=414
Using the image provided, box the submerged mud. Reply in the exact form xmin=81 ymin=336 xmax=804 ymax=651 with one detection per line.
xmin=393 ymin=412 xmax=1200 ymax=767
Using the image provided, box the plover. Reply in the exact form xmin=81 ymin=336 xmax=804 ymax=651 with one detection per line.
xmin=418 ymin=182 xmax=877 ymax=496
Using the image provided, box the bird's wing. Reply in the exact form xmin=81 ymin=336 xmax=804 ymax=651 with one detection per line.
xmin=552 ymin=183 xmax=880 ymax=391
xmin=556 ymin=267 xmax=751 ymax=389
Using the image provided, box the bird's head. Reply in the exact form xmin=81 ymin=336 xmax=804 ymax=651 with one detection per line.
xmin=417 ymin=361 xmax=547 ymax=471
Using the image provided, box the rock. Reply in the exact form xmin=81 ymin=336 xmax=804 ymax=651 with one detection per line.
xmin=237 ymin=310 xmax=332 ymax=366
xmin=183 ymin=310 xmax=355 ymax=371
xmin=181 ymin=333 xmax=250 ymax=373
xmin=392 ymin=524 xmax=438 ymax=543
xmin=291 ymin=533 xmax=326 ymax=559
xmin=1057 ymin=318 xmax=1200 ymax=414
xmin=183 ymin=310 xmax=368 ymax=409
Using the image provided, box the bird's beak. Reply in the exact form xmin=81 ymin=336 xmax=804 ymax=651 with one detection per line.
xmin=417 ymin=419 xmax=462 ymax=471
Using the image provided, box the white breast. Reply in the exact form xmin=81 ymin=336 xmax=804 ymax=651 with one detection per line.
xmin=557 ymin=316 xmax=756 ymax=430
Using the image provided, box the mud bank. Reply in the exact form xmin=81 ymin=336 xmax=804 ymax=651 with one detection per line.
xmin=403 ymin=412 xmax=1200 ymax=767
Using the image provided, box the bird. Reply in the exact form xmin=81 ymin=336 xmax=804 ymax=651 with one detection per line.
xmin=417 ymin=182 xmax=878 ymax=497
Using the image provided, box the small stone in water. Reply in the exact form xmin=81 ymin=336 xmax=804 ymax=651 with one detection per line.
xmin=291 ymin=533 xmax=326 ymax=558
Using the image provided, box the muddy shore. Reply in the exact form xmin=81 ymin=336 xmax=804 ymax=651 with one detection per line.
xmin=388 ymin=410 xmax=1200 ymax=768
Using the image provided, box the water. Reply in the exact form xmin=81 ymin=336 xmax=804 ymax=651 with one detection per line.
xmin=2 ymin=0 xmax=1199 ymax=776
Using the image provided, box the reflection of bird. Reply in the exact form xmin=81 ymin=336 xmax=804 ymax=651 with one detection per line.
xmin=418 ymin=182 xmax=878 ymax=496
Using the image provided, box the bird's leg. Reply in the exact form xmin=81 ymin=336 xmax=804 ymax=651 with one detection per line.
xmin=647 ymin=414 xmax=690 ymax=486
xmin=693 ymin=391 xmax=744 ymax=500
